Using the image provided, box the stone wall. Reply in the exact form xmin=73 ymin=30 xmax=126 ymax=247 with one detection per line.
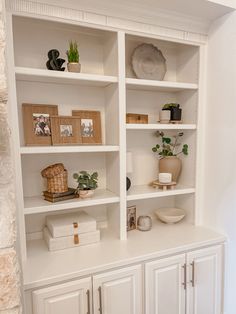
xmin=0 ymin=0 xmax=21 ymax=313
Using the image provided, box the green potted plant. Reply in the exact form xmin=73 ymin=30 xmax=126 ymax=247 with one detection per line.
xmin=73 ymin=171 xmax=98 ymax=198
xmin=162 ymin=103 xmax=182 ymax=122
xmin=152 ymin=131 xmax=188 ymax=182
xmin=66 ymin=41 xmax=81 ymax=73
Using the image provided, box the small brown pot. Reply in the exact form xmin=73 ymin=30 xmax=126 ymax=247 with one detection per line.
xmin=79 ymin=189 xmax=94 ymax=199
xmin=67 ymin=62 xmax=81 ymax=73
xmin=159 ymin=156 xmax=182 ymax=182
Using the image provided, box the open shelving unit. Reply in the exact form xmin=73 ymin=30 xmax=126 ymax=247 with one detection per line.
xmin=7 ymin=13 xmax=202 ymax=268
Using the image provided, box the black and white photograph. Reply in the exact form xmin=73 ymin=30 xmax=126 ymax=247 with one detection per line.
xmin=60 ymin=124 xmax=73 ymax=137
xmin=127 ymin=205 xmax=137 ymax=231
xmin=81 ymin=119 xmax=94 ymax=137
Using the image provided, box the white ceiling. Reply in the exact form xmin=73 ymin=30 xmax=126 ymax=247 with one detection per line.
xmin=32 ymin=0 xmax=234 ymax=20
xmin=28 ymin=0 xmax=236 ymax=33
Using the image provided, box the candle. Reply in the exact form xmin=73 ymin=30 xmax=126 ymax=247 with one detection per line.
xmin=158 ymin=172 xmax=172 ymax=183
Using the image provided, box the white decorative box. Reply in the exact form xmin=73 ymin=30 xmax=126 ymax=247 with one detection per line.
xmin=46 ymin=211 xmax=97 ymax=238
xmin=43 ymin=227 xmax=100 ymax=251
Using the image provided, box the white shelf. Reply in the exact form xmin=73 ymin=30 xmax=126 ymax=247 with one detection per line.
xmin=23 ymin=223 xmax=226 ymax=289
xmin=127 ymin=184 xmax=195 ymax=201
xmin=126 ymin=124 xmax=197 ymax=130
xmin=15 ymin=67 xmax=118 ymax=87
xmin=126 ymin=78 xmax=198 ymax=92
xmin=24 ymin=189 xmax=120 ymax=215
xmin=20 ymin=145 xmax=120 ymax=155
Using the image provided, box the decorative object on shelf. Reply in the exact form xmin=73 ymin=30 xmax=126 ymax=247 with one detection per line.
xmin=22 ymin=103 xmax=58 ymax=146
xmin=72 ymin=110 xmax=102 ymax=144
xmin=44 ymin=211 xmax=100 ymax=251
xmin=73 ymin=171 xmax=98 ymax=198
xmin=155 ymin=207 xmax=186 ymax=224
xmin=131 ymin=43 xmax=166 ymax=80
xmin=126 ymin=113 xmax=148 ymax=124
xmin=162 ymin=103 xmax=182 ymax=123
xmin=158 ymin=172 xmax=172 ymax=184
xmin=41 ymin=163 xmax=68 ymax=194
xmin=43 ymin=188 xmax=77 ymax=203
xmin=137 ymin=215 xmax=152 ymax=231
xmin=159 ymin=109 xmax=170 ymax=124
xmin=46 ymin=49 xmax=65 ymax=71
xmin=51 ymin=116 xmax=82 ymax=145
xmin=127 ymin=205 xmax=137 ymax=231
xmin=152 ymin=180 xmax=176 ymax=190
xmin=126 ymin=152 xmax=133 ymax=191
xmin=152 ymin=131 xmax=189 ymax=182
xmin=66 ymin=41 xmax=81 ymax=73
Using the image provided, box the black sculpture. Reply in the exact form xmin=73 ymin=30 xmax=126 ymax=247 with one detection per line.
xmin=46 ymin=49 xmax=65 ymax=71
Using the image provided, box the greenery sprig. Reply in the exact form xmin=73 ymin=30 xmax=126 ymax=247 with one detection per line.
xmin=67 ymin=41 xmax=79 ymax=63
xmin=73 ymin=171 xmax=98 ymax=190
xmin=152 ymin=131 xmax=188 ymax=158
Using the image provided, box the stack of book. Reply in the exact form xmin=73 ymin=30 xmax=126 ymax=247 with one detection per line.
xmin=43 ymin=188 xmax=77 ymax=202
xmin=43 ymin=211 xmax=100 ymax=251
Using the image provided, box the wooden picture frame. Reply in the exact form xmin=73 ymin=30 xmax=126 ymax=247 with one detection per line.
xmin=72 ymin=110 xmax=102 ymax=144
xmin=51 ymin=116 xmax=82 ymax=145
xmin=127 ymin=205 xmax=137 ymax=231
xmin=22 ymin=103 xmax=58 ymax=146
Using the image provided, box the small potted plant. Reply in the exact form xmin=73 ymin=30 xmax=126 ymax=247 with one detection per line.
xmin=162 ymin=103 xmax=182 ymax=122
xmin=73 ymin=171 xmax=98 ymax=198
xmin=66 ymin=41 xmax=81 ymax=73
xmin=152 ymin=131 xmax=188 ymax=182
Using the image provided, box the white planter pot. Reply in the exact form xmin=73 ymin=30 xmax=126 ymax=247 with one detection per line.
xmin=79 ymin=190 xmax=94 ymax=199
xmin=67 ymin=62 xmax=81 ymax=73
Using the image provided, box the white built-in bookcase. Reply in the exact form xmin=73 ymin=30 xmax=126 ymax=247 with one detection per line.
xmin=7 ymin=14 xmax=203 ymax=261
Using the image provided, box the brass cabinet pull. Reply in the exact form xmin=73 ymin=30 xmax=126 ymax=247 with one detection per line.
xmin=86 ymin=290 xmax=90 ymax=314
xmin=190 ymin=261 xmax=195 ymax=287
xmin=182 ymin=263 xmax=187 ymax=290
xmin=98 ymin=286 xmax=103 ymax=314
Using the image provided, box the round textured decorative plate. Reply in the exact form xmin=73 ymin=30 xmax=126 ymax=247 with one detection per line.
xmin=131 ymin=43 xmax=167 ymax=80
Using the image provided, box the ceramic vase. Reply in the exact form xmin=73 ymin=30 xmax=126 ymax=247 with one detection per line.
xmin=79 ymin=189 xmax=94 ymax=199
xmin=159 ymin=156 xmax=182 ymax=182
xmin=67 ymin=62 xmax=81 ymax=73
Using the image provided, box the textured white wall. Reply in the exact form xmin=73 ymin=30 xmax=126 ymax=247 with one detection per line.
xmin=204 ymin=11 xmax=236 ymax=314
xmin=0 ymin=0 xmax=21 ymax=313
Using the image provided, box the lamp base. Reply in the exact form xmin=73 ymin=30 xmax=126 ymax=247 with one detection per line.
xmin=126 ymin=177 xmax=131 ymax=191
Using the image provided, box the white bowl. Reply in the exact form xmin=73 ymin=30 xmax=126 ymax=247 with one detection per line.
xmin=155 ymin=208 xmax=185 ymax=224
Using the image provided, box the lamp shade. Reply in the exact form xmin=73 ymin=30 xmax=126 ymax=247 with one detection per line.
xmin=126 ymin=152 xmax=133 ymax=173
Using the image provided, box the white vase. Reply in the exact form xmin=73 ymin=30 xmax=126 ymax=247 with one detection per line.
xmin=67 ymin=62 xmax=81 ymax=73
xmin=79 ymin=189 xmax=94 ymax=199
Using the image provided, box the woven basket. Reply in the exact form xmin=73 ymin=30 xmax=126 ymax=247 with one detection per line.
xmin=47 ymin=170 xmax=68 ymax=193
xmin=41 ymin=163 xmax=65 ymax=179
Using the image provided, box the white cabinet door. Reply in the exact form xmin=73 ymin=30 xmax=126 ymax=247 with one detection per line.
xmin=145 ymin=254 xmax=186 ymax=314
xmin=32 ymin=277 xmax=91 ymax=314
xmin=187 ymin=245 xmax=223 ymax=314
xmin=93 ymin=264 xmax=142 ymax=314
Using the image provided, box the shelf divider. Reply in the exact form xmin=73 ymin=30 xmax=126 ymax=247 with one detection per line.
xmin=126 ymin=78 xmax=198 ymax=92
xmin=24 ymin=189 xmax=120 ymax=215
xmin=126 ymin=124 xmax=196 ymax=130
xmin=20 ymin=145 xmax=120 ymax=155
xmin=15 ymin=66 xmax=118 ymax=87
xmin=127 ymin=184 xmax=195 ymax=201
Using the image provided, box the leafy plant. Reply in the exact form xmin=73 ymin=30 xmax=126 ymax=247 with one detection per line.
xmin=73 ymin=171 xmax=98 ymax=190
xmin=67 ymin=41 xmax=79 ymax=63
xmin=162 ymin=103 xmax=180 ymax=110
xmin=152 ymin=131 xmax=188 ymax=158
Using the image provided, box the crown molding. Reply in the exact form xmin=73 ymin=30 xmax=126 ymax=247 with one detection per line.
xmin=6 ymin=0 xmax=208 ymax=44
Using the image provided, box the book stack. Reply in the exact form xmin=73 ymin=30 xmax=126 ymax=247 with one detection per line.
xmin=43 ymin=211 xmax=100 ymax=251
xmin=43 ymin=188 xmax=77 ymax=202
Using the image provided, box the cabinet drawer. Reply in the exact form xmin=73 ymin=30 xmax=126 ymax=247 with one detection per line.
xmin=32 ymin=277 xmax=91 ymax=314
